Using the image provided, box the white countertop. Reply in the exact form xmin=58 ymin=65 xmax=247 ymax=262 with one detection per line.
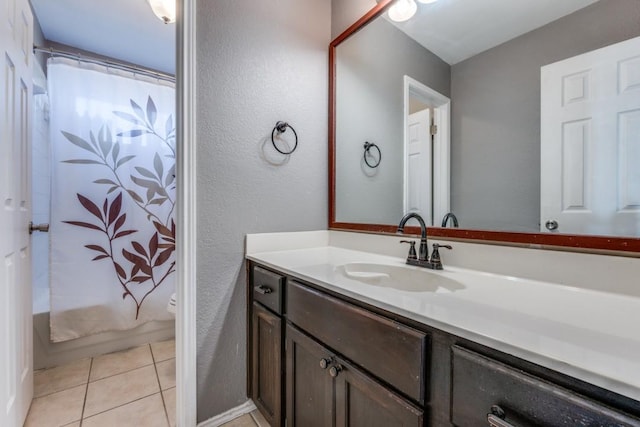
xmin=247 ymin=244 xmax=640 ymax=402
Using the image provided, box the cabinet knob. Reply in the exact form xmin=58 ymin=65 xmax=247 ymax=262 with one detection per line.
xmin=254 ymin=285 xmax=273 ymax=295
xmin=329 ymin=365 xmax=343 ymax=378
xmin=319 ymin=358 xmax=331 ymax=369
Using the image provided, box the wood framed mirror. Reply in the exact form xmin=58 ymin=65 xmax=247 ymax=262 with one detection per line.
xmin=328 ymin=0 xmax=640 ymax=255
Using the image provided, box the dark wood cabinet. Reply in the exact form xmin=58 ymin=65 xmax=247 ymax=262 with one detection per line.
xmin=451 ymin=346 xmax=640 ymax=427
xmin=251 ymin=302 xmax=283 ymax=427
xmin=253 ymin=266 xmax=285 ymax=314
xmin=249 ymin=264 xmax=286 ymax=426
xmin=247 ymin=261 xmax=640 ymax=427
xmin=334 ymin=355 xmax=424 ymax=427
xmin=286 ymin=324 xmax=424 ymax=427
xmin=285 ymin=324 xmax=335 ymax=427
xmin=287 ymin=280 xmax=428 ymax=404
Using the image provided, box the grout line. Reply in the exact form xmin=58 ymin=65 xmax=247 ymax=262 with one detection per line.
xmin=149 ymin=343 xmax=162 ymax=387
xmin=34 ymin=342 xmax=175 ymax=424
xmin=81 ymin=345 xmax=161 ymax=422
xmin=79 ymin=357 xmax=94 ymax=427
xmin=88 ymin=360 xmax=155 ymax=384
xmin=32 ymin=359 xmax=93 ymax=399
xmin=156 ymin=357 xmax=177 ymax=392
xmin=32 ymin=381 xmax=89 ymax=400
xmin=150 ymin=343 xmax=172 ymax=426
xmin=159 ymin=388 xmax=171 ymax=427
xmin=81 ymin=391 xmax=161 ymax=421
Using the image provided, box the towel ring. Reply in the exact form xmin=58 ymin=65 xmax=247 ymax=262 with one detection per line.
xmin=271 ymin=121 xmax=298 ymax=155
xmin=363 ymin=142 xmax=381 ymax=168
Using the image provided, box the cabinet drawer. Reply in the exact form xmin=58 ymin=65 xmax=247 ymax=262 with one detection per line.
xmin=451 ymin=346 xmax=640 ymax=427
xmin=287 ymin=281 xmax=428 ymax=403
xmin=253 ymin=266 xmax=285 ymax=314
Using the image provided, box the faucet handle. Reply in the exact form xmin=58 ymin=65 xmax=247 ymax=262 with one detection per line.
xmin=430 ymin=243 xmax=452 ymax=264
xmin=400 ymin=240 xmax=417 ymax=260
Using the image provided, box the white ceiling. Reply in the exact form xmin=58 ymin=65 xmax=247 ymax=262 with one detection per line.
xmin=387 ymin=0 xmax=599 ymax=65
xmin=29 ymin=0 xmax=598 ymax=74
xmin=30 ymin=0 xmax=176 ymax=74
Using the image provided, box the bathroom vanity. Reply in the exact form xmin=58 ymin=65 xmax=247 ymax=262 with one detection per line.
xmin=245 ymin=1 xmax=640 ymax=425
xmin=245 ymin=235 xmax=640 ymax=427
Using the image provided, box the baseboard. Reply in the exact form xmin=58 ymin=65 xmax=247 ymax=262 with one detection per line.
xmin=197 ymin=400 xmax=257 ymax=427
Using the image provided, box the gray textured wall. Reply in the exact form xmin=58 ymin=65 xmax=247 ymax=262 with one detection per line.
xmin=335 ymin=18 xmax=450 ymax=224
xmin=195 ymin=0 xmax=330 ymax=421
xmin=450 ymin=0 xmax=640 ymax=231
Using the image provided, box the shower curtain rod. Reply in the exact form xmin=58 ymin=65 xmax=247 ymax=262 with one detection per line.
xmin=33 ymin=45 xmax=175 ymax=83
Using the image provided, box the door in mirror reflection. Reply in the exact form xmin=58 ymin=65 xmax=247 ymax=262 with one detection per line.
xmin=405 ymin=106 xmax=431 ymax=222
xmin=541 ymin=36 xmax=640 ymax=237
xmin=403 ymin=76 xmax=451 ymax=227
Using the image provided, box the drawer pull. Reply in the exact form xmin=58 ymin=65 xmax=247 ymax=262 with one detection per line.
xmin=487 ymin=414 xmax=515 ymax=427
xmin=329 ymin=365 xmax=343 ymax=378
xmin=255 ymin=285 xmax=273 ymax=295
xmin=319 ymin=358 xmax=331 ymax=369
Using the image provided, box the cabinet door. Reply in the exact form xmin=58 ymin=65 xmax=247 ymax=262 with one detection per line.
xmin=334 ymin=358 xmax=424 ymax=427
xmin=252 ymin=302 xmax=283 ymax=427
xmin=286 ymin=325 xmax=335 ymax=427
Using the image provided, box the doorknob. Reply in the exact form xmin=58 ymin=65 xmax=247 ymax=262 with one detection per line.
xmin=29 ymin=222 xmax=50 ymax=235
xmin=545 ymin=220 xmax=558 ymax=231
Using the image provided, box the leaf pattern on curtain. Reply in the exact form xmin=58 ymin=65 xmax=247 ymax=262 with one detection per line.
xmin=61 ymin=96 xmax=176 ymax=319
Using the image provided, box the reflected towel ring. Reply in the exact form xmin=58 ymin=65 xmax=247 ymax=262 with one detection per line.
xmin=363 ymin=142 xmax=381 ymax=168
xmin=271 ymin=121 xmax=298 ymax=155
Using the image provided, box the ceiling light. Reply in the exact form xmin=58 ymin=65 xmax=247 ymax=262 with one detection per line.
xmin=417 ymin=0 xmax=439 ymax=3
xmin=388 ymin=0 xmax=417 ymax=22
xmin=147 ymin=0 xmax=176 ymax=24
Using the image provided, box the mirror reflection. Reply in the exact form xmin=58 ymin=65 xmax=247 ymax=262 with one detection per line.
xmin=334 ymin=0 xmax=640 ymax=237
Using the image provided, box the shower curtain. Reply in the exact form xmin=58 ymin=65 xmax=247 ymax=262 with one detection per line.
xmin=48 ymin=58 xmax=175 ymax=342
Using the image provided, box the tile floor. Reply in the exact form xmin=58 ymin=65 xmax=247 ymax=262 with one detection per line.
xmin=26 ymin=339 xmax=175 ymax=427
xmin=220 ymin=410 xmax=269 ymax=427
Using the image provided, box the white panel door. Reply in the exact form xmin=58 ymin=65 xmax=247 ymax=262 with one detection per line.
xmin=0 ymin=0 xmax=33 ymax=425
xmin=541 ymin=36 xmax=640 ymax=236
xmin=405 ymin=108 xmax=432 ymax=224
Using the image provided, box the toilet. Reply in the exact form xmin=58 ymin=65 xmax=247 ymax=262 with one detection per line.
xmin=167 ymin=293 xmax=176 ymax=316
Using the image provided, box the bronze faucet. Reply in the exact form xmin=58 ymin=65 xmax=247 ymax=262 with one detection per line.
xmin=397 ymin=212 xmax=428 ymax=260
xmin=441 ymin=212 xmax=459 ymax=228
xmin=398 ymin=213 xmax=452 ymax=270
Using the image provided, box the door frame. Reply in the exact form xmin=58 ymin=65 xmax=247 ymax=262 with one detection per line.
xmin=176 ymin=0 xmax=198 ymax=425
xmin=402 ymin=75 xmax=451 ymax=224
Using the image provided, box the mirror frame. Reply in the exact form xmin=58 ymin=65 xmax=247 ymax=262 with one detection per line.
xmin=328 ymin=0 xmax=640 ymax=255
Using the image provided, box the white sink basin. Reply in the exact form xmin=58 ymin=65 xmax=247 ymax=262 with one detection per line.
xmin=336 ymin=262 xmax=465 ymax=292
